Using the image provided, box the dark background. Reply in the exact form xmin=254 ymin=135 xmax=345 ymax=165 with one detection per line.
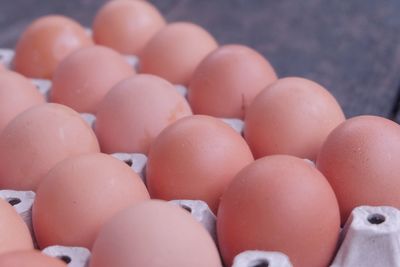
xmin=1 ymin=0 xmax=400 ymax=120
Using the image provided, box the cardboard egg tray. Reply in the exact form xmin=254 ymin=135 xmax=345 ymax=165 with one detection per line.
xmin=0 ymin=48 xmax=397 ymax=267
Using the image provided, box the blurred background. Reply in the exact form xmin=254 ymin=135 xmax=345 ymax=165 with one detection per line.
xmin=1 ymin=0 xmax=400 ymax=119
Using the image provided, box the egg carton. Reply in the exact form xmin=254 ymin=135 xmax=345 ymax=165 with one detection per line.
xmin=4 ymin=181 xmax=400 ymax=267
xmin=2 ymin=47 xmax=397 ymax=267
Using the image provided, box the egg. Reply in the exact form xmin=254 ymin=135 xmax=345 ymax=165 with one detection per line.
xmin=244 ymin=77 xmax=345 ymax=160
xmin=0 ymin=71 xmax=45 ymax=133
xmin=0 ymin=103 xmax=100 ymax=190
xmin=0 ymin=198 xmax=33 ymax=254
xmin=217 ymin=155 xmax=340 ymax=267
xmin=33 ymin=153 xmax=149 ymax=248
xmin=317 ymin=115 xmax=400 ymax=223
xmin=139 ymin=22 xmax=218 ymax=85
xmin=147 ymin=115 xmax=253 ymax=212
xmin=13 ymin=15 xmax=93 ymax=79
xmin=51 ymin=45 xmax=135 ymax=113
xmin=95 ymin=74 xmax=192 ymax=154
xmin=188 ymin=44 xmax=277 ymax=118
xmin=0 ymin=250 xmax=66 ymax=267
xmin=90 ymin=200 xmax=222 ymax=267
xmin=93 ymin=0 xmax=165 ymax=55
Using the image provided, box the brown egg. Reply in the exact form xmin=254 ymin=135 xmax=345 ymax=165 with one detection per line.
xmin=14 ymin=15 xmax=93 ymax=79
xmin=33 ymin=153 xmax=149 ymax=248
xmin=188 ymin=44 xmax=277 ymax=119
xmin=90 ymin=200 xmax=222 ymax=267
xmin=317 ymin=115 xmax=400 ymax=224
xmin=245 ymin=77 xmax=345 ymax=160
xmin=0 ymin=71 xmax=45 ymax=133
xmin=93 ymin=0 xmax=165 ymax=55
xmin=140 ymin=22 xmax=218 ymax=85
xmin=0 ymin=198 xmax=33 ymax=254
xmin=147 ymin=115 xmax=253 ymax=212
xmin=217 ymin=155 xmax=340 ymax=267
xmin=95 ymin=74 xmax=192 ymax=154
xmin=51 ymin=45 xmax=135 ymax=113
xmin=0 ymin=103 xmax=100 ymax=190
xmin=0 ymin=250 xmax=66 ymax=267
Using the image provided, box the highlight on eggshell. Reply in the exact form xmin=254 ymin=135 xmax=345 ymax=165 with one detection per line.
xmin=317 ymin=115 xmax=400 ymax=224
xmin=217 ymin=155 xmax=340 ymax=267
xmin=13 ymin=15 xmax=93 ymax=79
xmin=89 ymin=200 xmax=223 ymax=267
xmin=139 ymin=22 xmax=218 ymax=85
xmin=188 ymin=44 xmax=278 ymax=119
xmin=50 ymin=45 xmax=135 ymax=113
xmin=0 ymin=103 xmax=100 ymax=191
xmin=0 ymin=250 xmax=67 ymax=267
xmin=146 ymin=115 xmax=254 ymax=212
xmin=93 ymin=0 xmax=166 ymax=55
xmin=33 ymin=153 xmax=149 ymax=249
xmin=0 ymin=70 xmax=45 ymax=133
xmin=244 ymin=77 xmax=345 ymax=161
xmin=95 ymin=74 xmax=192 ymax=154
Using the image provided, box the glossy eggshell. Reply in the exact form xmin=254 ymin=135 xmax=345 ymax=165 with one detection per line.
xmin=33 ymin=153 xmax=149 ymax=248
xmin=0 ymin=198 xmax=33 ymax=254
xmin=147 ymin=115 xmax=254 ymax=212
xmin=90 ymin=200 xmax=222 ymax=267
xmin=95 ymin=74 xmax=192 ymax=154
xmin=188 ymin=44 xmax=277 ymax=119
xmin=139 ymin=22 xmax=218 ymax=85
xmin=244 ymin=77 xmax=345 ymax=160
xmin=93 ymin=0 xmax=165 ymax=55
xmin=0 ymin=103 xmax=100 ymax=190
xmin=0 ymin=71 xmax=45 ymax=133
xmin=0 ymin=250 xmax=66 ymax=267
xmin=13 ymin=15 xmax=93 ymax=79
xmin=217 ymin=155 xmax=340 ymax=267
xmin=51 ymin=45 xmax=135 ymax=113
xmin=317 ymin=115 xmax=400 ymax=223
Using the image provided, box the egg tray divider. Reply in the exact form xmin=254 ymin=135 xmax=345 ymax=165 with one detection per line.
xmin=1 ymin=47 xmax=398 ymax=267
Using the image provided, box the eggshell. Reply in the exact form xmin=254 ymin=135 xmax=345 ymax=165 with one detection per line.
xmin=13 ymin=15 xmax=93 ymax=79
xmin=147 ymin=115 xmax=253 ymax=212
xmin=217 ymin=155 xmax=340 ymax=267
xmin=93 ymin=0 xmax=165 ymax=55
xmin=317 ymin=115 xmax=400 ymax=224
xmin=33 ymin=153 xmax=149 ymax=248
xmin=0 ymin=198 xmax=33 ymax=254
xmin=244 ymin=77 xmax=345 ymax=160
xmin=51 ymin=45 xmax=135 ymax=113
xmin=90 ymin=200 xmax=222 ymax=267
xmin=0 ymin=103 xmax=100 ymax=190
xmin=0 ymin=250 xmax=66 ymax=267
xmin=95 ymin=74 xmax=192 ymax=154
xmin=0 ymin=71 xmax=45 ymax=133
xmin=139 ymin=22 xmax=218 ymax=85
xmin=188 ymin=44 xmax=277 ymax=118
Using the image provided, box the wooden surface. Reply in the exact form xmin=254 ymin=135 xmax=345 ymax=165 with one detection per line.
xmin=1 ymin=0 xmax=400 ymax=119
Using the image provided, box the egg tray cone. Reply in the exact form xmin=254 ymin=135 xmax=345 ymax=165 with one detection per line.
xmin=2 ymin=47 xmax=400 ymax=267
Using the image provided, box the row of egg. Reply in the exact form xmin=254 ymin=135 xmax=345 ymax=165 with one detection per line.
xmin=2 ymin=0 xmax=400 ymax=266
